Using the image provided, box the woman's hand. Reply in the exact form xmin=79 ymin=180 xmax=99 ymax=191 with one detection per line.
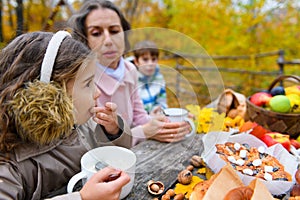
xmin=143 ymin=115 xmax=191 ymax=143
xmin=92 ymin=102 xmax=119 ymax=134
xmin=80 ymin=167 xmax=130 ymax=200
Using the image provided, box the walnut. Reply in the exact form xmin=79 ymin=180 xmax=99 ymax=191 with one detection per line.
xmin=161 ymin=194 xmax=171 ymax=200
xmin=177 ymin=169 xmax=193 ymax=185
xmin=147 ymin=180 xmax=164 ymax=195
xmin=190 ymin=155 xmax=204 ymax=167
xmin=186 ymin=165 xmax=194 ymax=171
xmin=166 ymin=189 xmax=175 ymax=197
xmin=174 ymin=193 xmax=185 ymax=200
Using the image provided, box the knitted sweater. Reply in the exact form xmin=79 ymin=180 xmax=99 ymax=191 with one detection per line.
xmin=137 ymin=66 xmax=167 ymax=113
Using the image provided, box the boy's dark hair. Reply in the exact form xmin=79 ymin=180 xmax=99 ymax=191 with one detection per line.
xmin=133 ymin=40 xmax=159 ymax=59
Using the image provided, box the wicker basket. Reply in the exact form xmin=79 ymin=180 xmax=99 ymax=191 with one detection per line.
xmin=246 ymin=75 xmax=300 ymax=139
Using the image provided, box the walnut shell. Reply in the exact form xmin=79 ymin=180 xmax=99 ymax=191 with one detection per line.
xmin=177 ymin=169 xmax=193 ymax=185
xmin=147 ymin=180 xmax=164 ymax=195
xmin=190 ymin=155 xmax=204 ymax=167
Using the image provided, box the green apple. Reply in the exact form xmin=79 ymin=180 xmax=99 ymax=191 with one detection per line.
xmin=269 ymin=95 xmax=291 ymax=113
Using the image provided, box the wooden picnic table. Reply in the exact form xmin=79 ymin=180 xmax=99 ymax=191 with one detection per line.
xmin=123 ymin=131 xmax=292 ymax=200
xmin=124 ymin=133 xmax=204 ymax=199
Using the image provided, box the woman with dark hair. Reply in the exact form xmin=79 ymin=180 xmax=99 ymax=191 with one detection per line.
xmin=69 ymin=0 xmax=191 ymax=146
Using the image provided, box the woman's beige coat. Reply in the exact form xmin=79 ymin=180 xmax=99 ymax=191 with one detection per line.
xmin=0 ymin=118 xmax=132 ymax=200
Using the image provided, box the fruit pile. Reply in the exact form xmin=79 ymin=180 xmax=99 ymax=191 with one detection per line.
xmin=239 ymin=121 xmax=300 ymax=152
xmin=249 ymin=85 xmax=300 ymax=113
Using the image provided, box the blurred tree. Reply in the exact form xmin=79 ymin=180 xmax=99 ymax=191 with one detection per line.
xmin=16 ymin=0 xmax=23 ymax=36
xmin=24 ymin=0 xmax=33 ymax=32
xmin=6 ymin=0 xmax=14 ymax=29
xmin=114 ymin=0 xmax=165 ymax=27
xmin=126 ymin=0 xmax=300 ymax=61
xmin=119 ymin=0 xmax=139 ymax=23
xmin=0 ymin=0 xmax=299 ymax=62
xmin=42 ymin=0 xmax=74 ymax=31
xmin=0 ymin=0 xmax=3 ymax=42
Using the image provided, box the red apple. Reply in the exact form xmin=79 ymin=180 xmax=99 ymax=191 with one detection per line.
xmin=290 ymin=139 xmax=300 ymax=149
xmin=249 ymin=124 xmax=269 ymax=139
xmin=239 ymin=121 xmax=269 ymax=139
xmin=260 ymin=132 xmax=291 ymax=152
xmin=250 ymin=92 xmax=272 ymax=107
xmin=239 ymin=121 xmax=258 ymax=133
xmin=260 ymin=134 xmax=277 ymax=147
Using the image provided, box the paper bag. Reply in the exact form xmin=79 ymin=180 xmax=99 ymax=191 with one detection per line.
xmin=249 ymin=179 xmax=274 ymax=200
xmin=202 ymin=164 xmax=244 ymax=200
xmin=216 ymin=88 xmax=247 ymax=118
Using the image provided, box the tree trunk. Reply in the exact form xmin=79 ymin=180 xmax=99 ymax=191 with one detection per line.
xmin=42 ymin=0 xmax=61 ymax=31
xmin=16 ymin=0 xmax=23 ymax=36
xmin=116 ymin=0 xmax=139 ymax=23
xmin=127 ymin=0 xmax=139 ymax=23
xmin=0 ymin=0 xmax=3 ymax=42
xmin=6 ymin=0 xmax=14 ymax=28
xmin=24 ymin=0 xmax=33 ymax=32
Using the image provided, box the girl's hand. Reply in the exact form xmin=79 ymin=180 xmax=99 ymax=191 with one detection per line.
xmin=80 ymin=167 xmax=130 ymax=200
xmin=92 ymin=102 xmax=119 ymax=134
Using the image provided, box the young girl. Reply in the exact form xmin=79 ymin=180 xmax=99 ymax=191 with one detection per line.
xmin=0 ymin=31 xmax=131 ymax=200
xmin=69 ymin=0 xmax=192 ymax=146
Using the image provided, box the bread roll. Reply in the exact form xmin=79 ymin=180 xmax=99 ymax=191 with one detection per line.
xmin=223 ymin=186 xmax=253 ymax=200
xmin=190 ymin=180 xmax=210 ymax=200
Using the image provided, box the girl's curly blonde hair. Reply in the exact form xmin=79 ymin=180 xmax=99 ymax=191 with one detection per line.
xmin=0 ymin=32 xmax=91 ymax=152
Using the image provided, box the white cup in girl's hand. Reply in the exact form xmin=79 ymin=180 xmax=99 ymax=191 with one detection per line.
xmin=163 ymin=108 xmax=195 ymax=137
xmin=67 ymin=146 xmax=136 ymax=199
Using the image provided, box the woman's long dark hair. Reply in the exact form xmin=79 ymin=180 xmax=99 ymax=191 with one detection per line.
xmin=69 ymin=0 xmax=131 ymax=52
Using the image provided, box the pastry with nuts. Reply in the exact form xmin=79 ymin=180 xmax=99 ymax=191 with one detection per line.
xmin=215 ymin=142 xmax=292 ymax=182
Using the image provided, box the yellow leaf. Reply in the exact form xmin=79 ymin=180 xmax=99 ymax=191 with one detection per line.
xmin=209 ymin=112 xmax=226 ymax=132
xmin=197 ymin=167 xmax=206 ymax=174
xmin=186 ymin=104 xmax=201 ymax=117
xmin=174 ymin=176 xmax=203 ymax=199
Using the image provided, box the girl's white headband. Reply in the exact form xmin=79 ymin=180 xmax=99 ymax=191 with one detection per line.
xmin=40 ymin=31 xmax=71 ymax=83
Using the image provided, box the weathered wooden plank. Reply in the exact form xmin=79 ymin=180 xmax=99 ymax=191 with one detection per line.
xmin=124 ymin=134 xmax=204 ymax=199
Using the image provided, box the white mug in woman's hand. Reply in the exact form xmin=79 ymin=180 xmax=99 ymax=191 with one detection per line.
xmin=67 ymin=146 xmax=136 ymax=199
xmin=163 ymin=108 xmax=195 ymax=137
